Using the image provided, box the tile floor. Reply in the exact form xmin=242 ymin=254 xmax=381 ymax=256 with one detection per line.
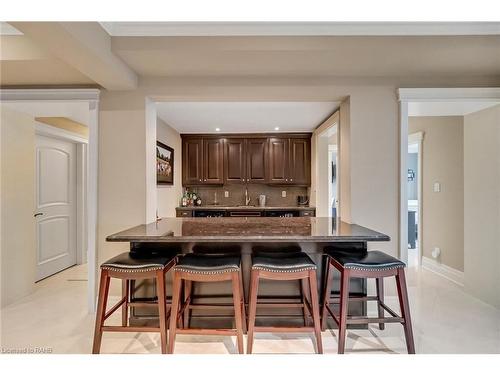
xmin=1 ymin=264 xmax=499 ymax=354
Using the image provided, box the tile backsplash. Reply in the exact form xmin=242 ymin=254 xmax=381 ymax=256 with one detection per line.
xmin=185 ymin=185 xmax=309 ymax=207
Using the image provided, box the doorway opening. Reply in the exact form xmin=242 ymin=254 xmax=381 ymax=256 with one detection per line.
xmin=399 ymin=88 xmax=500 ymax=296
xmin=0 ymin=89 xmax=99 ymax=311
xmin=407 ymin=132 xmax=423 ymax=267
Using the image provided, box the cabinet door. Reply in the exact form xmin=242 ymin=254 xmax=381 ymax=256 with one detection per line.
xmin=203 ymin=138 xmax=224 ymax=184
xmin=246 ymin=138 xmax=268 ymax=183
xmin=268 ymin=137 xmax=289 ymax=184
xmin=183 ymin=138 xmax=203 ymax=185
xmin=224 ymin=138 xmax=246 ymax=184
xmin=289 ymin=138 xmax=310 ymax=185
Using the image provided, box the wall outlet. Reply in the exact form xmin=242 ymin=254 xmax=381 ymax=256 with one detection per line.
xmin=433 ymin=182 xmax=441 ymax=193
xmin=224 ymin=191 xmax=229 ymax=198
xmin=281 ymin=190 xmax=287 ymax=198
xmin=432 ymin=247 xmax=441 ymax=259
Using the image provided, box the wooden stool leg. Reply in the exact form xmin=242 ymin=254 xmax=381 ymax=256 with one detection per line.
xmin=92 ymin=270 xmax=110 ymax=354
xmin=168 ymin=272 xmax=182 ymax=354
xmin=321 ymin=260 xmax=333 ymax=331
xmin=122 ymin=279 xmax=129 ymax=327
xmin=300 ymin=278 xmax=310 ymax=326
xmin=183 ymin=280 xmax=192 ymax=329
xmin=246 ymin=270 xmax=260 ymax=354
xmin=308 ymin=270 xmax=323 ymax=354
xmin=337 ymin=269 xmax=350 ymax=354
xmin=156 ymin=269 xmax=168 ymax=354
xmin=231 ymin=272 xmax=245 ymax=354
xmin=376 ymin=277 xmax=385 ymax=330
xmin=396 ymin=269 xmax=416 ymax=354
xmin=239 ymin=272 xmax=247 ymax=334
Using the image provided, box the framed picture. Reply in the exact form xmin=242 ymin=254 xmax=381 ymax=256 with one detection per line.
xmin=156 ymin=141 xmax=174 ymax=185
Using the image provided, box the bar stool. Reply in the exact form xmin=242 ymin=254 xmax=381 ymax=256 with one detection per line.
xmin=92 ymin=252 xmax=176 ymax=354
xmin=247 ymin=251 xmax=323 ymax=354
xmin=321 ymin=250 xmax=415 ymax=354
xmin=168 ymin=253 xmax=246 ymax=354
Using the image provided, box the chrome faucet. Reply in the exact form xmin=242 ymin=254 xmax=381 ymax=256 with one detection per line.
xmin=245 ymin=187 xmax=251 ymax=206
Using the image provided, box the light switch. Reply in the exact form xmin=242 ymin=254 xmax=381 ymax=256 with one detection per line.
xmin=224 ymin=191 xmax=229 ymax=198
xmin=433 ymin=182 xmax=441 ymax=193
xmin=281 ymin=190 xmax=287 ymax=198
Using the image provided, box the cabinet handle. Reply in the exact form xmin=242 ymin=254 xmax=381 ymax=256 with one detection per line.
xmin=199 ymin=179 xmax=202 ymax=181
xmin=290 ymin=179 xmax=293 ymax=182
xmin=286 ymin=179 xmax=288 ymax=182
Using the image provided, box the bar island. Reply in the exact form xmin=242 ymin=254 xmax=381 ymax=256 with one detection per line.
xmin=106 ymin=217 xmax=390 ymax=327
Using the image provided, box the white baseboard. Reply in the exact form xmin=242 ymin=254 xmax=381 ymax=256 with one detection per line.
xmin=421 ymin=256 xmax=464 ymax=286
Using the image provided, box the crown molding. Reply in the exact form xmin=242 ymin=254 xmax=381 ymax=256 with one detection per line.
xmin=398 ymin=87 xmax=500 ymax=102
xmin=100 ymin=22 xmax=500 ymax=37
xmin=0 ymin=88 xmax=100 ymax=102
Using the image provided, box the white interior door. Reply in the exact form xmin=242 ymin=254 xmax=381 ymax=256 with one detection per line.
xmin=35 ymin=135 xmax=77 ymax=281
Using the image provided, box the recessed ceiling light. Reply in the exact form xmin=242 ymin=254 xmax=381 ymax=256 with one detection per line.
xmin=274 ymin=127 xmax=280 ymax=131
xmin=215 ymin=128 xmax=221 ymax=132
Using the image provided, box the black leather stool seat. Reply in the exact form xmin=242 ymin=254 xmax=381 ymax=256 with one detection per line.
xmin=174 ymin=253 xmax=241 ymax=274
xmin=327 ymin=250 xmax=405 ymax=271
xmin=101 ymin=252 xmax=175 ymax=273
xmin=252 ymin=252 xmax=317 ymax=273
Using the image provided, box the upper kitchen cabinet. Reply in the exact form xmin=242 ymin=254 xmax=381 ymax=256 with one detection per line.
xmin=182 ymin=138 xmax=203 ymax=185
xmin=246 ymin=138 xmax=268 ymax=183
xmin=224 ymin=138 xmax=246 ymax=183
xmin=203 ymin=138 xmax=224 ymax=184
xmin=268 ymin=136 xmax=311 ymax=186
xmin=182 ymin=137 xmax=224 ymax=185
xmin=224 ymin=138 xmax=268 ymax=184
xmin=182 ymin=134 xmax=310 ymax=186
xmin=268 ymin=137 xmax=289 ymax=184
xmin=289 ymin=138 xmax=310 ymax=185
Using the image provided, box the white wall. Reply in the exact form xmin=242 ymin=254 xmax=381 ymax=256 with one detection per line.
xmin=1 ymin=105 xmax=36 ymax=307
xmin=464 ymin=104 xmax=500 ymax=308
xmin=157 ymin=117 xmax=182 ymax=217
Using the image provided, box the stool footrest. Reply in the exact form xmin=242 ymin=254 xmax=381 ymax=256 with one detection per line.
xmin=175 ymin=328 xmax=239 ymax=336
xmin=102 ymin=326 xmax=161 ymax=333
xmin=253 ymin=326 xmax=315 ymax=333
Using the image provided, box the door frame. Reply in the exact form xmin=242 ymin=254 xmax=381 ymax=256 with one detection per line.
xmin=312 ymin=110 xmax=339 ymax=217
xmin=397 ymin=87 xmax=500 ymax=264
xmin=0 ymin=88 xmax=100 ymax=313
xmin=35 ymin=123 xmax=88 ymax=266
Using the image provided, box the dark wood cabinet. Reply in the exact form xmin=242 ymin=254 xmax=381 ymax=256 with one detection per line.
xmin=203 ymin=138 xmax=224 ymax=184
xmin=246 ymin=138 xmax=268 ymax=183
xmin=182 ymin=138 xmax=203 ymax=185
xmin=268 ymin=137 xmax=311 ymax=185
xmin=183 ymin=134 xmax=310 ymax=186
xmin=289 ymin=138 xmax=310 ymax=185
xmin=224 ymin=138 xmax=246 ymax=184
xmin=268 ymin=137 xmax=289 ymax=184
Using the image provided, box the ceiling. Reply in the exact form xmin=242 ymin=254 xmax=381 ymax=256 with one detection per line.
xmin=156 ymin=102 xmax=339 ymax=133
xmin=1 ymin=22 xmax=499 ymax=89
xmin=1 ymin=101 xmax=90 ymax=126
xmin=408 ymin=101 xmax=499 ymax=116
xmin=0 ymin=35 xmax=95 ymax=86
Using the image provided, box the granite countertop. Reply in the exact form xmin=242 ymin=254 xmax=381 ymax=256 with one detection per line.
xmin=176 ymin=206 xmax=315 ymax=210
xmin=106 ymin=217 xmax=390 ymax=243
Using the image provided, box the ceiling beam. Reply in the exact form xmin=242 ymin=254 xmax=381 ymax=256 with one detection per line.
xmin=10 ymin=22 xmax=137 ymax=90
